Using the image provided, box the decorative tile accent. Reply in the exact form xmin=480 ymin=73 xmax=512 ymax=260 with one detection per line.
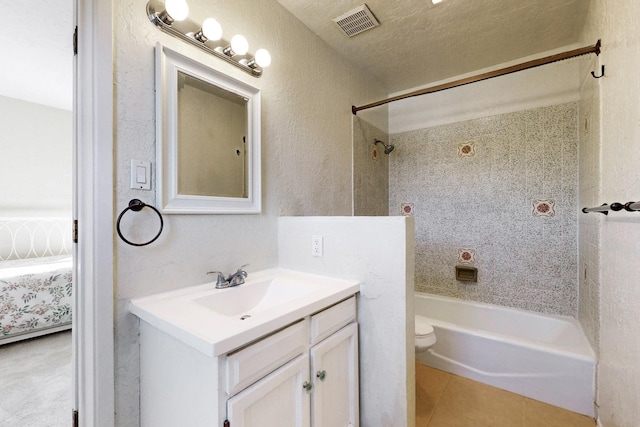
xmin=372 ymin=146 xmax=379 ymax=160
xmin=457 ymin=141 xmax=476 ymax=157
xmin=401 ymin=203 xmax=414 ymax=216
xmin=532 ymin=199 xmax=556 ymax=217
xmin=458 ymin=248 xmax=476 ymax=264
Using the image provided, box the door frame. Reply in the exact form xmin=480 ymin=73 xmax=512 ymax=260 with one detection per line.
xmin=73 ymin=0 xmax=114 ymax=425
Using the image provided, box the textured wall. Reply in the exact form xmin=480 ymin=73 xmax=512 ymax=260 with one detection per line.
xmin=390 ymin=103 xmax=579 ymax=316
xmin=353 ymin=117 xmax=389 ymax=216
xmin=580 ymin=1 xmax=640 ymax=426
xmin=113 ymin=0 xmax=387 ymax=425
xmin=278 ymin=216 xmax=415 ymax=427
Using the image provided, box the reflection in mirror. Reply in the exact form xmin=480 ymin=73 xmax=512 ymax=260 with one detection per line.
xmin=177 ymin=72 xmax=248 ymax=198
xmin=156 ymin=44 xmax=261 ymax=214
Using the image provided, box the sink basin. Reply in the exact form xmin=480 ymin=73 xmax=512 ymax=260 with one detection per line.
xmin=193 ymin=278 xmax=322 ymax=317
xmin=129 ymin=268 xmax=359 ymax=356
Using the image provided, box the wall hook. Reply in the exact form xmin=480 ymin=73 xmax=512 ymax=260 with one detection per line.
xmin=591 ymin=65 xmax=605 ymax=79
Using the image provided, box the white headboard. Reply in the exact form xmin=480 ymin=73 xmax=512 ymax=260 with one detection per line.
xmin=0 ymin=217 xmax=72 ymax=261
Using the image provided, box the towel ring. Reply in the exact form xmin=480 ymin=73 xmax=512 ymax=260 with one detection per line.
xmin=116 ymin=199 xmax=164 ymax=246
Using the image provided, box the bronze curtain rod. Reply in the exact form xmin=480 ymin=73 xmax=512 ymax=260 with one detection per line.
xmin=352 ymin=40 xmax=601 ymax=115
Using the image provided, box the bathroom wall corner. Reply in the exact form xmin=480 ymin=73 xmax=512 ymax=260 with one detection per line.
xmin=352 ymin=117 xmax=390 ymax=216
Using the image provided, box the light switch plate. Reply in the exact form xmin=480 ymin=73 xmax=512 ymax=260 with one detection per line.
xmin=131 ymin=160 xmax=151 ymax=190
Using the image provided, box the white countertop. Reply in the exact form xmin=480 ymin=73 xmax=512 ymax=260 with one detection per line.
xmin=129 ymin=268 xmax=360 ymax=356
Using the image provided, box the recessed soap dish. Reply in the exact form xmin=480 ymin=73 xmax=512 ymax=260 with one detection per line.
xmin=456 ymin=265 xmax=478 ymax=282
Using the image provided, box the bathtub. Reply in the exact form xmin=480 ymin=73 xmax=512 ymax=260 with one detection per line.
xmin=415 ymin=292 xmax=596 ymax=417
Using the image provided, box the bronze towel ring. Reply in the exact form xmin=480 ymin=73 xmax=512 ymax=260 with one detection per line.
xmin=116 ymin=199 xmax=164 ymax=246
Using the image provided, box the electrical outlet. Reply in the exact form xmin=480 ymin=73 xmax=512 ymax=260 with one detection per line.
xmin=312 ymin=235 xmax=323 ymax=257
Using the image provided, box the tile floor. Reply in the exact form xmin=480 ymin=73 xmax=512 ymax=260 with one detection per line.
xmin=416 ymin=362 xmax=596 ymax=427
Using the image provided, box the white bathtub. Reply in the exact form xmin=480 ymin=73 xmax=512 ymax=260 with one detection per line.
xmin=415 ymin=293 xmax=596 ymax=417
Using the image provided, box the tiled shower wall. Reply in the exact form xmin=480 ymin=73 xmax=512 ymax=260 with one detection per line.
xmin=390 ymin=103 xmax=579 ymax=316
xmin=353 ymin=117 xmax=389 ymax=216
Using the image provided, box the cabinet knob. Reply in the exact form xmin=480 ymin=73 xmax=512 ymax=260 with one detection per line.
xmin=316 ymin=370 xmax=327 ymax=381
xmin=302 ymin=381 xmax=313 ymax=392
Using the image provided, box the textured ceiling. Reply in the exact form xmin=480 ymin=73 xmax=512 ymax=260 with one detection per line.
xmin=0 ymin=0 xmax=73 ymax=110
xmin=0 ymin=1 xmax=591 ymax=108
xmin=277 ymin=0 xmax=591 ymax=93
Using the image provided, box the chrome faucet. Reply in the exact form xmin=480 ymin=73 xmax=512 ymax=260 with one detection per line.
xmin=207 ymin=264 xmax=249 ymax=289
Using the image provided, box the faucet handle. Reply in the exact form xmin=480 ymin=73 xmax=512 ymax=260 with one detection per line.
xmin=227 ymin=264 xmax=249 ymax=287
xmin=234 ymin=264 xmax=249 ymax=278
xmin=207 ymin=271 xmax=229 ymax=288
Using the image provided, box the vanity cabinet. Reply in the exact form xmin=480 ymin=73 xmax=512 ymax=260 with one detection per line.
xmin=137 ymin=292 xmax=359 ymax=427
xmin=225 ymin=296 xmax=359 ymax=427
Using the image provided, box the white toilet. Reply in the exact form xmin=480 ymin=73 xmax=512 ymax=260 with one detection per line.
xmin=415 ymin=315 xmax=436 ymax=353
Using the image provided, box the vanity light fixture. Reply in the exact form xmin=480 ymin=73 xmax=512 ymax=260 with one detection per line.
xmin=223 ymin=34 xmax=249 ymax=57
xmin=194 ymin=18 xmax=222 ymax=43
xmin=239 ymin=48 xmax=272 ymax=70
xmin=250 ymin=49 xmax=272 ymax=68
xmin=146 ymin=0 xmax=271 ymax=77
xmin=158 ymin=0 xmax=189 ymax=24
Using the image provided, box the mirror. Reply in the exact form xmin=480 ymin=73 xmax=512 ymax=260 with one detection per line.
xmin=156 ymin=44 xmax=261 ymax=214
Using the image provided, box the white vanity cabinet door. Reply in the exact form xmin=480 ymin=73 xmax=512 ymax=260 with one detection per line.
xmin=226 ymin=354 xmax=311 ymax=427
xmin=310 ymin=322 xmax=359 ymax=427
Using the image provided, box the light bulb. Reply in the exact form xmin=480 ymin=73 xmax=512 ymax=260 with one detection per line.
xmin=254 ymin=49 xmax=271 ymax=68
xmin=201 ymin=18 xmax=222 ymax=41
xmin=230 ymin=35 xmax=249 ymax=56
xmin=165 ymin=0 xmax=189 ymax=22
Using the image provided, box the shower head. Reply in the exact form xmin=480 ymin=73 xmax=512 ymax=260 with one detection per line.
xmin=375 ymin=139 xmax=395 ymax=154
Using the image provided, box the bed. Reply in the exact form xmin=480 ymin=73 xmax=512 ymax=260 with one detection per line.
xmin=0 ymin=218 xmax=73 ymax=344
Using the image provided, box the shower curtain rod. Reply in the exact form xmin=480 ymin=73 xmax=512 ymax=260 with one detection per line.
xmin=352 ymin=40 xmax=601 ymax=115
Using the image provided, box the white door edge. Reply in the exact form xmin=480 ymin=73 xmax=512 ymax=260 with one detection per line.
xmin=74 ymin=0 xmax=115 ymax=425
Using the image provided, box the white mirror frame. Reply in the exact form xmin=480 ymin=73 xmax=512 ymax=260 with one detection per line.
xmin=156 ymin=44 xmax=261 ymax=214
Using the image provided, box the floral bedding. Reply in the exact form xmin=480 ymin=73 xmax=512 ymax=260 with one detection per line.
xmin=0 ymin=255 xmax=72 ymax=341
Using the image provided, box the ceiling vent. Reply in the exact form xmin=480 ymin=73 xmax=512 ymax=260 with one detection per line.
xmin=333 ymin=4 xmax=380 ymax=37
